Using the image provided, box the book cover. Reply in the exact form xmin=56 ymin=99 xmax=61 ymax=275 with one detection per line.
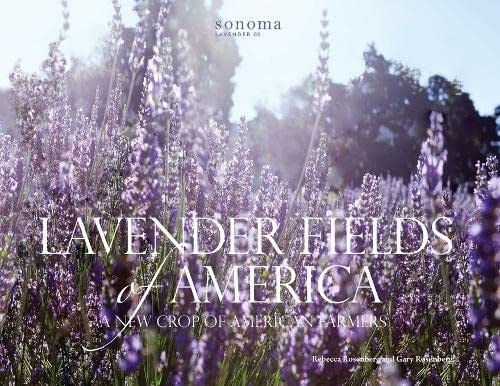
xmin=0 ymin=0 xmax=498 ymax=384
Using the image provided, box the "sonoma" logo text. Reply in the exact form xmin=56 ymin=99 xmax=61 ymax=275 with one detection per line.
xmin=215 ymin=19 xmax=281 ymax=37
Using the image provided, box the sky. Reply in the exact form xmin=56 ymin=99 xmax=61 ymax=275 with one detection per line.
xmin=0 ymin=0 xmax=498 ymax=120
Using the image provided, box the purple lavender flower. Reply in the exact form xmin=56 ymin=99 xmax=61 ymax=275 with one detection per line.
xmin=469 ymin=176 xmax=499 ymax=360
xmin=420 ymin=112 xmax=447 ymax=201
xmin=118 ymin=334 xmax=142 ymax=374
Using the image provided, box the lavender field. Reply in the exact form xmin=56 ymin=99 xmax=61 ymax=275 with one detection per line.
xmin=0 ymin=0 xmax=498 ymax=385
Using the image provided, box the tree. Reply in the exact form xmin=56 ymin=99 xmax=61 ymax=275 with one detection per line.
xmin=248 ymin=45 xmax=499 ymax=187
xmin=0 ymin=0 xmax=241 ymax=136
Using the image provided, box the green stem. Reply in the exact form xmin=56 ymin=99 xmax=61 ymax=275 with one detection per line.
xmin=273 ymin=108 xmax=323 ymax=261
xmin=121 ymin=70 xmax=138 ymax=130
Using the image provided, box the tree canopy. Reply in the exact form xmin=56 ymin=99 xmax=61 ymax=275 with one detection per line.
xmin=248 ymin=45 xmax=499 ymax=188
